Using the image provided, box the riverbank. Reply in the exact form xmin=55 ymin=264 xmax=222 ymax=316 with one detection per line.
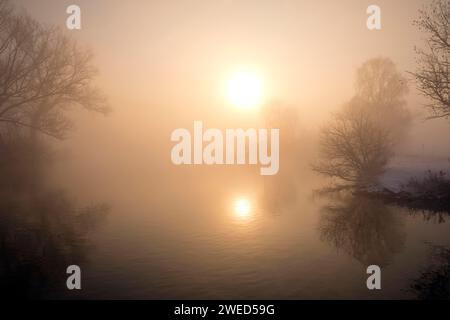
xmin=359 ymin=155 xmax=450 ymax=212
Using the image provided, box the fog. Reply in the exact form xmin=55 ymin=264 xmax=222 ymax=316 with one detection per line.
xmin=11 ymin=0 xmax=444 ymax=203
xmin=2 ymin=0 xmax=450 ymax=299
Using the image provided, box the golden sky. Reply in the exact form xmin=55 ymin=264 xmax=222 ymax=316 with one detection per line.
xmin=15 ymin=0 xmax=450 ymax=157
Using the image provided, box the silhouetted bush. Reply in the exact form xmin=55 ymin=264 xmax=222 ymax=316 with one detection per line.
xmin=402 ymin=170 xmax=450 ymax=199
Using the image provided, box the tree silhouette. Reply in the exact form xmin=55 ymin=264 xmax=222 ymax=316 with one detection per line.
xmin=412 ymin=0 xmax=450 ymax=119
xmin=313 ymin=106 xmax=393 ymax=187
xmin=0 ymin=0 xmax=109 ymax=141
xmin=313 ymin=58 xmax=409 ymax=188
xmin=355 ymin=58 xmax=410 ymax=142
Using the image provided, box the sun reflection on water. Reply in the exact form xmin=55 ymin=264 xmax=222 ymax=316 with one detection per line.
xmin=233 ymin=197 xmax=252 ymax=220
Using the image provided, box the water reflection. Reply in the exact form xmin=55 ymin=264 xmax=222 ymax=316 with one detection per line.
xmin=318 ymin=192 xmax=405 ymax=266
xmin=409 ymin=245 xmax=450 ymax=300
xmin=233 ymin=197 xmax=252 ymax=220
xmin=0 ymin=190 xmax=109 ymax=299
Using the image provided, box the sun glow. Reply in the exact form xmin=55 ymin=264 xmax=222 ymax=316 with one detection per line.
xmin=226 ymin=68 xmax=264 ymax=110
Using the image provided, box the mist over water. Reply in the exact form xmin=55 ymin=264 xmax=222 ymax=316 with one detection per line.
xmin=40 ymin=122 xmax=450 ymax=299
xmin=2 ymin=0 xmax=450 ymax=299
xmin=42 ymin=162 xmax=450 ymax=299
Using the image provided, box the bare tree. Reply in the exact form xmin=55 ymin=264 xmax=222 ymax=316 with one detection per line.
xmin=354 ymin=57 xmax=410 ymax=142
xmin=0 ymin=0 xmax=109 ymax=141
xmin=412 ymin=0 xmax=450 ymax=119
xmin=356 ymin=58 xmax=409 ymax=107
xmin=313 ymin=105 xmax=393 ymax=187
xmin=313 ymin=58 xmax=408 ymax=188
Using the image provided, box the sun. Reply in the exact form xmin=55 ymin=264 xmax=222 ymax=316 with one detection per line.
xmin=226 ymin=68 xmax=264 ymax=110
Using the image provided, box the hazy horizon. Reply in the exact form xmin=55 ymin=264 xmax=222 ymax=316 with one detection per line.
xmin=2 ymin=0 xmax=450 ymax=300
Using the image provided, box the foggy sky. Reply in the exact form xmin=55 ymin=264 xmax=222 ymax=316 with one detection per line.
xmin=12 ymin=0 xmax=450 ymax=202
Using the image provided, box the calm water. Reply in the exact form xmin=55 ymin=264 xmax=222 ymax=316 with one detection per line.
xmin=48 ymin=167 xmax=450 ymax=300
